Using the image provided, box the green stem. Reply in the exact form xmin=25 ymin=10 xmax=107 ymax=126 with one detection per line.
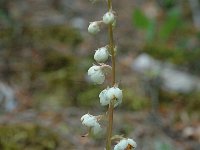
xmin=106 ymin=0 xmax=115 ymax=150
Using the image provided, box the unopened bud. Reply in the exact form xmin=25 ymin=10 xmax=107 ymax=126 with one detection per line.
xmin=88 ymin=22 xmax=100 ymax=34
xmin=103 ymin=11 xmax=115 ymax=24
xmin=88 ymin=65 xmax=105 ymax=84
xmin=94 ymin=47 xmax=109 ymax=63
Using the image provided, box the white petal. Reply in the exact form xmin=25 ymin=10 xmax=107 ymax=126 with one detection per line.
xmin=106 ymin=87 xmax=123 ymax=107
xmin=114 ymin=138 xmax=137 ymax=150
xmin=99 ymin=89 xmax=110 ymax=106
xmin=92 ymin=123 xmax=102 ymax=135
xmin=81 ymin=113 xmax=97 ymax=127
xmin=114 ymin=139 xmax=128 ymax=150
xmin=90 ymin=72 xmax=105 ymax=84
xmin=88 ymin=65 xmax=100 ymax=76
xmin=127 ymin=138 xmax=137 ymax=149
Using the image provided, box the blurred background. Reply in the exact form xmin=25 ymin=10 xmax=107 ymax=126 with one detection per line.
xmin=0 ymin=0 xmax=200 ymax=149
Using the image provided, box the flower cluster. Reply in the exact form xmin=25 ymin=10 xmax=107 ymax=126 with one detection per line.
xmin=81 ymin=0 xmax=137 ymax=149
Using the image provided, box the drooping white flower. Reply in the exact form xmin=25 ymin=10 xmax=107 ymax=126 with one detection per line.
xmin=81 ymin=113 xmax=102 ymax=135
xmin=99 ymin=86 xmax=123 ymax=107
xmin=114 ymin=139 xmax=128 ymax=150
xmin=103 ymin=11 xmax=115 ymax=24
xmin=106 ymin=87 xmax=123 ymax=106
xmin=114 ymin=138 xmax=137 ymax=150
xmin=94 ymin=47 xmax=109 ymax=63
xmin=88 ymin=65 xmax=105 ymax=84
xmin=81 ymin=113 xmax=98 ymax=127
xmin=88 ymin=22 xmax=100 ymax=34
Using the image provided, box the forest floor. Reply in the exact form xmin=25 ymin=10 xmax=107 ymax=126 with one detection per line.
xmin=0 ymin=107 xmax=199 ymax=150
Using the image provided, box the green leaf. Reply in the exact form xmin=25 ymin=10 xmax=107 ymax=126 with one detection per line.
xmin=146 ymin=20 xmax=156 ymax=42
xmin=159 ymin=8 xmax=182 ymax=39
xmin=132 ymin=8 xmax=150 ymax=29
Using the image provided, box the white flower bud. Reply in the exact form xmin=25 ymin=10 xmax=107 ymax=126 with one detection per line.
xmin=88 ymin=65 xmax=105 ymax=84
xmin=88 ymin=22 xmax=100 ymax=34
xmin=106 ymin=87 xmax=123 ymax=106
xmin=81 ymin=113 xmax=97 ymax=127
xmin=114 ymin=138 xmax=137 ymax=150
xmin=94 ymin=47 xmax=109 ymax=63
xmin=99 ymin=87 xmax=122 ymax=107
xmin=103 ymin=11 xmax=115 ymax=24
xmin=81 ymin=113 xmax=102 ymax=135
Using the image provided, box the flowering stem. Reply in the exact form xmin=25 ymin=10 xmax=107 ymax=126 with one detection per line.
xmin=106 ymin=0 xmax=115 ymax=149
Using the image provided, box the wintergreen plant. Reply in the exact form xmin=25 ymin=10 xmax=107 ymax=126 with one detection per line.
xmin=81 ymin=0 xmax=137 ymax=149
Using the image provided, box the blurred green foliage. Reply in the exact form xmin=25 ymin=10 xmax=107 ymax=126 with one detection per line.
xmin=160 ymin=8 xmax=182 ymax=40
xmin=0 ymin=124 xmax=59 ymax=150
xmin=132 ymin=8 xmax=150 ymax=29
xmin=132 ymin=7 xmax=182 ymax=42
xmin=123 ymin=88 xmax=149 ymax=111
xmin=0 ymin=25 xmax=82 ymax=49
xmin=144 ymin=44 xmax=200 ymax=75
xmin=158 ymin=0 xmax=176 ymax=9
xmin=132 ymin=5 xmax=200 ymax=75
xmin=132 ymin=4 xmax=200 ymax=113
xmin=155 ymin=140 xmax=173 ymax=150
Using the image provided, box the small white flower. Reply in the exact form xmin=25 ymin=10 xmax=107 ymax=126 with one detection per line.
xmin=99 ymin=86 xmax=122 ymax=107
xmin=88 ymin=65 xmax=105 ymax=84
xmin=81 ymin=113 xmax=97 ymax=127
xmin=103 ymin=11 xmax=115 ymax=24
xmin=106 ymin=87 xmax=123 ymax=106
xmin=81 ymin=113 xmax=102 ymax=135
xmin=94 ymin=47 xmax=109 ymax=63
xmin=88 ymin=22 xmax=100 ymax=34
xmin=114 ymin=138 xmax=137 ymax=150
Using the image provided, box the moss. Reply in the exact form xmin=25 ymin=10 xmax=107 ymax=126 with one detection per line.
xmin=0 ymin=25 xmax=85 ymax=109
xmin=185 ymin=92 xmax=200 ymax=114
xmin=123 ymin=88 xmax=149 ymax=111
xmin=0 ymin=25 xmax=82 ymax=49
xmin=23 ymin=25 xmax=82 ymax=47
xmin=77 ymin=86 xmax=101 ymax=107
xmin=0 ymin=124 xmax=59 ymax=150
